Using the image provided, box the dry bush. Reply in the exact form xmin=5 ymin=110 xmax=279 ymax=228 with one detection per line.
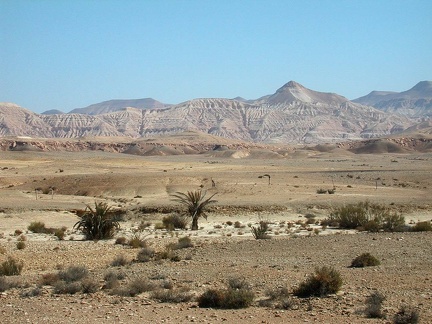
xmin=81 ymin=278 xmax=99 ymax=294
xmin=293 ymin=266 xmax=342 ymax=298
xmin=393 ymin=305 xmax=420 ymax=324
xmin=0 ymin=256 xmax=23 ymax=276
xmin=111 ymin=254 xmax=129 ymax=267
xmin=412 ymin=221 xmax=432 ymax=232
xmin=150 ymin=287 xmax=194 ymax=303
xmin=20 ymin=287 xmax=43 ymax=298
xmin=115 ymin=236 xmax=127 ymax=245
xmin=40 ymin=273 xmax=60 ymax=286
xmin=251 ymin=221 xmax=271 ymax=240
xmin=365 ymin=291 xmax=386 ymax=318
xmin=27 ymin=221 xmax=47 ymax=233
xmin=162 ymin=214 xmax=189 ymax=230
xmin=16 ymin=241 xmax=26 ymax=250
xmin=53 ymin=281 xmax=82 ymax=294
xmin=351 ymin=253 xmax=380 ymax=268
xmin=58 ymin=265 xmax=88 ymax=283
xmin=111 ymin=277 xmax=156 ymax=297
xmin=136 ymin=247 xmax=155 ymax=262
xmin=173 ymin=236 xmax=193 ymax=249
xmin=127 ymin=233 xmax=147 ymax=248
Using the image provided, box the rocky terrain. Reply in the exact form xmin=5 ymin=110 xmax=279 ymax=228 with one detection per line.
xmin=0 ymin=145 xmax=431 ymax=323
xmin=1 ymin=81 xmax=423 ymax=143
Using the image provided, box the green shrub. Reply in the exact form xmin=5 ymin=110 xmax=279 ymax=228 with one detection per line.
xmin=328 ymin=202 xmax=405 ymax=232
xmin=74 ymin=202 xmax=120 ymax=240
xmin=0 ymin=256 xmax=23 ymax=276
xmin=293 ymin=266 xmax=342 ymax=298
xmin=412 ymin=221 xmax=432 ymax=232
xmin=365 ymin=291 xmax=385 ymax=318
xmin=162 ymin=214 xmax=189 ymax=230
xmin=351 ymin=253 xmax=380 ymax=268
xmin=393 ymin=305 xmax=420 ymax=324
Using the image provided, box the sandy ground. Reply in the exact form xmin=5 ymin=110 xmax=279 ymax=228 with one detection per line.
xmin=0 ymin=149 xmax=431 ymax=323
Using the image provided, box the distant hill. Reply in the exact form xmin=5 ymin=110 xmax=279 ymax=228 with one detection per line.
xmin=69 ymin=98 xmax=169 ymax=115
xmin=41 ymin=109 xmax=65 ymax=115
xmin=353 ymin=81 xmax=432 ymax=117
xmin=0 ymin=81 xmax=419 ymax=143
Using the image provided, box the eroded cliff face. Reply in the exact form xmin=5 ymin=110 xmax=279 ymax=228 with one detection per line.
xmin=0 ymin=81 xmax=418 ymax=144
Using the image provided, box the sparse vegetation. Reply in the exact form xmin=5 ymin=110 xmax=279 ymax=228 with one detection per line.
xmin=364 ymin=291 xmax=386 ymax=318
xmin=74 ymin=202 xmax=120 ymax=240
xmin=127 ymin=233 xmax=147 ymax=248
xmin=0 ymin=256 xmax=23 ymax=276
xmin=293 ymin=266 xmax=342 ymax=298
xmin=136 ymin=247 xmax=155 ymax=262
xmin=351 ymin=253 xmax=380 ymax=268
xmin=412 ymin=221 xmax=432 ymax=232
xmin=150 ymin=287 xmax=194 ymax=303
xmin=58 ymin=265 xmax=88 ymax=283
xmin=251 ymin=220 xmax=271 ymax=239
xmin=327 ymin=201 xmax=405 ymax=232
xmin=27 ymin=221 xmax=48 ymax=233
xmin=111 ymin=254 xmax=129 ymax=267
xmin=393 ymin=305 xmax=420 ymax=324
xmin=171 ymin=190 xmax=217 ymax=230
xmin=162 ymin=214 xmax=189 ymax=230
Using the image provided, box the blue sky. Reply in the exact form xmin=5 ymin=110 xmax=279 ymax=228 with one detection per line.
xmin=1 ymin=0 xmax=431 ymax=113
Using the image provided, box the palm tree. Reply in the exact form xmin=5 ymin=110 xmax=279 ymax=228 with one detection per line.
xmin=171 ymin=190 xmax=217 ymax=230
xmin=74 ymin=202 xmax=120 ymax=240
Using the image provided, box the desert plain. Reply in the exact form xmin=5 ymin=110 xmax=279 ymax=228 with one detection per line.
xmin=0 ymin=137 xmax=431 ymax=323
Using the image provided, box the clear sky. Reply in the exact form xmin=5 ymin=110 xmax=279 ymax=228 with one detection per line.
xmin=1 ymin=0 xmax=431 ymax=113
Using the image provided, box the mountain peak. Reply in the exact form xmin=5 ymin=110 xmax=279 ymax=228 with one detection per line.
xmin=410 ymin=81 xmax=432 ymax=92
xmin=277 ymin=81 xmax=304 ymax=92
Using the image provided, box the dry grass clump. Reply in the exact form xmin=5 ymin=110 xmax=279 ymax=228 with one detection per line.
xmin=251 ymin=221 xmax=271 ymax=240
xmin=111 ymin=254 xmax=129 ymax=267
xmin=48 ymin=265 xmax=97 ymax=295
xmin=351 ymin=253 xmax=380 ymax=268
xmin=127 ymin=233 xmax=147 ymax=248
xmin=136 ymin=247 xmax=155 ymax=262
xmin=0 ymin=256 xmax=23 ymax=276
xmin=111 ymin=277 xmax=156 ymax=297
xmin=293 ymin=266 xmax=342 ymax=298
xmin=173 ymin=236 xmax=194 ymax=249
xmin=27 ymin=222 xmax=66 ymax=239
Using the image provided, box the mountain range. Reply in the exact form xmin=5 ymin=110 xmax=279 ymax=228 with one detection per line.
xmin=0 ymin=81 xmax=430 ymax=144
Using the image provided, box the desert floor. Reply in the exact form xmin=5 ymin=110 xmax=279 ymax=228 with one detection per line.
xmin=0 ymin=149 xmax=431 ymax=323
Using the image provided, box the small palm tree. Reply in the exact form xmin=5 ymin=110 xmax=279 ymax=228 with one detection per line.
xmin=171 ymin=190 xmax=217 ymax=230
xmin=74 ymin=202 xmax=120 ymax=240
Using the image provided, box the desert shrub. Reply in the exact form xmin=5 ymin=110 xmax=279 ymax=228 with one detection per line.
xmin=20 ymin=287 xmax=43 ymax=298
xmin=198 ymin=289 xmax=226 ymax=308
xmin=365 ymin=291 xmax=386 ymax=318
xmin=234 ymin=221 xmax=245 ymax=228
xmin=53 ymin=280 xmax=82 ymax=294
xmin=251 ymin=221 xmax=271 ymax=240
xmin=328 ymin=202 xmax=405 ymax=232
xmin=393 ymin=305 xmax=419 ymax=324
xmin=40 ymin=272 xmax=60 ymax=286
xmin=127 ymin=233 xmax=147 ymax=248
xmin=81 ymin=278 xmax=99 ymax=294
xmin=162 ymin=214 xmax=189 ymax=230
xmin=316 ymin=188 xmax=327 ymax=194
xmin=351 ymin=253 xmax=380 ymax=268
xmin=136 ymin=247 xmax=155 ymax=262
xmin=265 ymin=286 xmax=290 ymax=300
xmin=327 ymin=188 xmax=336 ymax=194
xmin=222 ymin=288 xmax=255 ymax=309
xmin=16 ymin=241 xmax=26 ymax=250
xmin=228 ymin=277 xmax=251 ymax=290
xmin=0 ymin=256 xmax=23 ymax=276
xmin=112 ymin=277 xmax=156 ymax=297
xmin=174 ymin=236 xmax=193 ymax=249
xmin=27 ymin=221 xmax=47 ymax=233
xmin=226 ymin=221 xmax=233 ymax=226
xmin=150 ymin=287 xmax=194 ymax=303
xmin=14 ymin=229 xmax=23 ymax=236
xmin=111 ymin=254 xmax=129 ymax=267
xmin=74 ymin=202 xmax=120 ymax=240
xmin=58 ymin=265 xmax=88 ymax=283
xmin=293 ymin=266 xmax=342 ymax=298
xmin=412 ymin=221 xmax=432 ymax=232
xmin=275 ymin=297 xmax=296 ymax=310
xmin=198 ymin=278 xmax=254 ymax=309
xmin=54 ymin=227 xmax=66 ymax=240
xmin=103 ymin=271 xmax=125 ymax=290
xmin=0 ymin=277 xmax=10 ymax=292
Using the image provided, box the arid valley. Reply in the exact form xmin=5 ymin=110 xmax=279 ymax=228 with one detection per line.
xmin=0 ymin=135 xmax=431 ymax=323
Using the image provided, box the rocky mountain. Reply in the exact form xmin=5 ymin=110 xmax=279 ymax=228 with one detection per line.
xmin=41 ymin=109 xmax=65 ymax=115
xmin=67 ymin=98 xmax=168 ymax=115
xmin=353 ymin=81 xmax=432 ymax=117
xmin=0 ymin=81 xmax=418 ymax=143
